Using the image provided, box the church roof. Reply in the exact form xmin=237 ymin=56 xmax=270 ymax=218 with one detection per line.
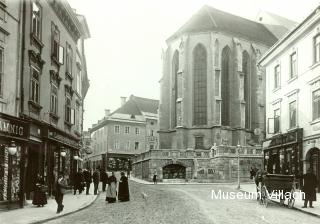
xmin=113 ymin=95 xmax=159 ymax=116
xmin=167 ymin=5 xmax=278 ymax=46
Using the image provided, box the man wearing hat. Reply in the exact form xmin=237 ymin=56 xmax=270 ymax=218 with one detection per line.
xmin=302 ymin=168 xmax=317 ymax=208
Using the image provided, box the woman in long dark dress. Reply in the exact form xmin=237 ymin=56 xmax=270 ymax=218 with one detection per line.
xmin=105 ymin=172 xmax=117 ymax=203
xmin=118 ymin=172 xmax=130 ymax=202
xmin=32 ymin=174 xmax=47 ymax=207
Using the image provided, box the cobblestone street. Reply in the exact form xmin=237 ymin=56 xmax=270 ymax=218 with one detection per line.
xmin=44 ymin=181 xmax=320 ymax=224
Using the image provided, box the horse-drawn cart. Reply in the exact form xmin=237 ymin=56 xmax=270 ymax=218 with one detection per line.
xmin=257 ymin=174 xmax=296 ymax=208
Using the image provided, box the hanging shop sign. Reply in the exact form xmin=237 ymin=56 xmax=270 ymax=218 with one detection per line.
xmin=0 ymin=113 xmax=29 ymax=139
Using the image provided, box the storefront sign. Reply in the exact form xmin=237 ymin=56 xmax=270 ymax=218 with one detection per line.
xmin=48 ymin=130 xmax=79 ymax=149
xmin=0 ymin=114 xmax=29 ymax=138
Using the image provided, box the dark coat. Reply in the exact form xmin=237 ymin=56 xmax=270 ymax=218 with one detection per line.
xmin=303 ymin=173 xmax=317 ymax=201
xmin=118 ymin=176 xmax=129 ymax=201
xmin=74 ymin=171 xmax=84 ymax=187
xmin=32 ymin=177 xmax=47 ymax=206
xmin=83 ymin=170 xmax=92 ymax=183
xmin=92 ymin=170 xmax=100 ymax=184
xmin=100 ymin=171 xmax=108 ymax=184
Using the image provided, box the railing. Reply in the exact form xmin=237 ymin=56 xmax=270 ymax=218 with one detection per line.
xmin=132 ymin=146 xmax=263 ymax=163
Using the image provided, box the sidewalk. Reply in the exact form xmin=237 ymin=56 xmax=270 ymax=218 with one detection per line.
xmin=240 ymin=183 xmax=320 ymax=217
xmin=0 ymin=183 xmax=98 ymax=224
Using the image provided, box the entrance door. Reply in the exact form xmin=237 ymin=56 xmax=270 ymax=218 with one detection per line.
xmin=310 ymin=148 xmax=320 ymax=192
xmin=26 ymin=146 xmax=40 ymax=199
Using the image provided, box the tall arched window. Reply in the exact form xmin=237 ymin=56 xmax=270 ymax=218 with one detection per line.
xmin=172 ymin=51 xmax=179 ymax=127
xmin=221 ymin=46 xmax=231 ymax=126
xmin=193 ymin=44 xmax=207 ymax=125
xmin=242 ymin=51 xmax=250 ymax=129
xmin=214 ymin=39 xmax=219 ymax=67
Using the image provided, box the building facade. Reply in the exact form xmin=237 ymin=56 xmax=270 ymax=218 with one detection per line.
xmin=260 ymin=6 xmax=320 ymax=191
xmin=86 ymin=95 xmax=159 ymax=171
xmin=133 ymin=6 xmax=287 ymax=182
xmin=17 ymin=0 xmax=90 ymax=199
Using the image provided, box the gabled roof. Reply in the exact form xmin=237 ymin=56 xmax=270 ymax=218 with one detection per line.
xmin=113 ymin=95 xmax=159 ymax=116
xmin=167 ymin=5 xmax=278 ymax=46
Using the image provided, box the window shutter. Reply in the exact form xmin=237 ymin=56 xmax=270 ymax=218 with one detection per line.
xmin=71 ymin=108 xmax=75 ymax=124
xmin=59 ymin=45 xmax=64 ymax=64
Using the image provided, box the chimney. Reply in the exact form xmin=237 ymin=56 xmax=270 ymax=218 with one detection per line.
xmin=105 ymin=109 xmax=110 ymax=117
xmin=120 ymin=97 xmax=127 ymax=106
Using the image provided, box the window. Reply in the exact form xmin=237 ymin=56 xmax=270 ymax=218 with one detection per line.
xmin=314 ymin=35 xmax=320 ymax=63
xmin=290 ymin=52 xmax=297 ymax=79
xmin=66 ymin=43 xmax=73 ymax=75
xmin=274 ymin=65 xmax=280 ymax=89
xmin=65 ymin=95 xmax=72 ymax=123
xmin=50 ymin=83 xmax=58 ymax=114
xmin=51 ymin=24 xmax=64 ymax=64
xmin=150 ymin=144 xmax=154 ymax=150
xmin=31 ymin=2 xmax=41 ymax=39
xmin=312 ymin=89 xmax=320 ymax=120
xmin=125 ymin=126 xmax=130 ymax=134
xmin=0 ymin=7 xmax=5 ymax=22
xmin=75 ymin=104 xmax=80 ymax=131
xmin=289 ymin=100 xmax=297 ymax=128
xmin=193 ymin=44 xmax=207 ymax=125
xmin=0 ymin=48 xmax=3 ymax=98
xmin=274 ymin=108 xmax=280 ymax=133
xmin=134 ymin=142 xmax=139 ymax=150
xmin=114 ymin=125 xmax=120 ymax=134
xmin=135 ymin=127 xmax=140 ymax=135
xmin=76 ymin=66 xmax=81 ymax=95
xmin=30 ymin=66 xmax=40 ymax=103
xmin=214 ymin=70 xmax=220 ymax=97
xmin=150 ymin=130 xmax=154 ymax=136
xmin=114 ymin=140 xmax=119 ymax=150
xmin=195 ymin=136 xmax=204 ymax=149
xmin=125 ymin=141 xmax=130 ymax=150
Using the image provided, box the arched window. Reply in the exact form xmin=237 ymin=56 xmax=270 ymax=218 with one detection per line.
xmin=172 ymin=50 xmax=179 ymax=127
xmin=193 ymin=44 xmax=207 ymax=125
xmin=243 ymin=51 xmax=250 ymax=129
xmin=221 ymin=46 xmax=231 ymax=126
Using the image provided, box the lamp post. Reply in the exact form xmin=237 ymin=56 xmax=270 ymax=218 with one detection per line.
xmin=237 ymin=142 xmax=241 ymax=190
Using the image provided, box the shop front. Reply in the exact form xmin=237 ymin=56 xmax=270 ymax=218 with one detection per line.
xmin=0 ymin=113 xmax=29 ymax=209
xmin=262 ymin=128 xmax=303 ymax=187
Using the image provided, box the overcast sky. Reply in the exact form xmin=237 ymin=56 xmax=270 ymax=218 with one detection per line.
xmin=67 ymin=0 xmax=319 ymax=130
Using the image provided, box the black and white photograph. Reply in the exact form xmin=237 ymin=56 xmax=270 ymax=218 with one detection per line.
xmin=0 ymin=0 xmax=320 ymax=223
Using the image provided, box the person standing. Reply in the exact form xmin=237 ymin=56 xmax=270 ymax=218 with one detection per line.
xmin=32 ymin=174 xmax=47 ymax=207
xmin=100 ymin=169 xmax=108 ymax=192
xmin=83 ymin=169 xmax=92 ymax=195
xmin=118 ymin=172 xmax=130 ymax=202
xmin=106 ymin=172 xmax=117 ymax=203
xmin=92 ymin=168 xmax=100 ymax=195
xmin=302 ymin=168 xmax=317 ymax=208
xmin=73 ymin=169 xmax=84 ymax=195
xmin=55 ymin=172 xmax=68 ymax=213
xmin=153 ymin=172 xmax=157 ymax=184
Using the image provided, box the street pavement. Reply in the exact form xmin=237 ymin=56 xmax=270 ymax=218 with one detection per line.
xmin=44 ymin=180 xmax=320 ymax=224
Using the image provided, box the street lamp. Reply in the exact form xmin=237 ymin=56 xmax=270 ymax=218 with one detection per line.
xmin=237 ymin=142 xmax=241 ymax=190
xmin=7 ymin=141 xmax=17 ymax=156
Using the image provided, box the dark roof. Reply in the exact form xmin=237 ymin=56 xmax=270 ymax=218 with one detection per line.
xmin=167 ymin=5 xmax=278 ymax=46
xmin=113 ymin=95 xmax=159 ymax=115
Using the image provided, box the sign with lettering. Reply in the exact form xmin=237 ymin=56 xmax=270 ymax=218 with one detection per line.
xmin=0 ymin=113 xmax=29 ymax=139
xmin=48 ymin=130 xmax=79 ymax=149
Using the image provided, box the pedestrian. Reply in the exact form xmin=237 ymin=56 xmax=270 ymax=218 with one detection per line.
xmin=55 ymin=172 xmax=68 ymax=214
xmin=73 ymin=168 xmax=84 ymax=195
xmin=118 ymin=172 xmax=130 ymax=202
xmin=250 ymin=167 xmax=256 ymax=179
xmin=153 ymin=171 xmax=157 ymax=184
xmin=32 ymin=173 xmax=47 ymax=207
xmin=106 ymin=172 xmax=117 ymax=203
xmin=83 ymin=169 xmax=92 ymax=195
xmin=100 ymin=169 xmax=108 ymax=192
xmin=302 ymin=168 xmax=317 ymax=208
xmin=93 ymin=168 xmax=100 ymax=195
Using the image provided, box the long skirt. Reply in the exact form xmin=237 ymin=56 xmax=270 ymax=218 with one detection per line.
xmin=105 ymin=182 xmax=117 ymax=203
xmin=32 ymin=187 xmax=47 ymax=206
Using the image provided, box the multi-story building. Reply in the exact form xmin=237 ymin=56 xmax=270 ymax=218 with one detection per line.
xmin=260 ymin=6 xmax=320 ymax=191
xmin=17 ymin=0 xmax=90 ymax=199
xmin=133 ymin=5 xmax=291 ymax=182
xmin=86 ymin=95 xmax=159 ymax=171
xmin=0 ymin=0 xmax=30 ymax=209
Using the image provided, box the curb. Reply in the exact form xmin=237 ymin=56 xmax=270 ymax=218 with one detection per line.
xmin=30 ymin=194 xmax=99 ymax=224
xmin=239 ymin=188 xmax=320 ymax=218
